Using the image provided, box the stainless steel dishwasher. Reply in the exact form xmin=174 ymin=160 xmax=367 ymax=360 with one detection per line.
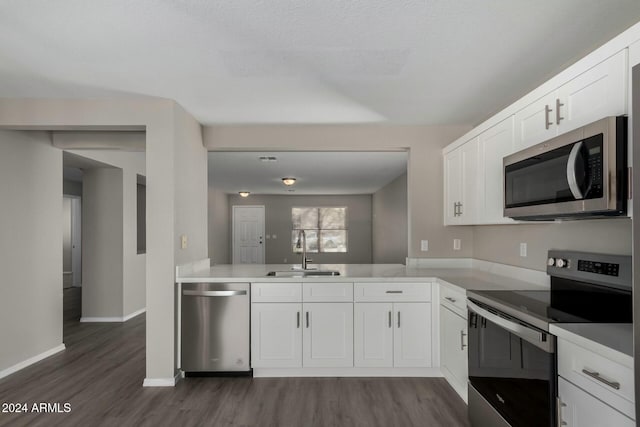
xmin=181 ymin=282 xmax=250 ymax=373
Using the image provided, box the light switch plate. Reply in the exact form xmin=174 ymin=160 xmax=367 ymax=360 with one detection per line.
xmin=520 ymin=242 xmax=527 ymax=257
xmin=181 ymin=235 xmax=188 ymax=249
xmin=453 ymin=239 xmax=461 ymax=251
xmin=420 ymin=240 xmax=429 ymax=251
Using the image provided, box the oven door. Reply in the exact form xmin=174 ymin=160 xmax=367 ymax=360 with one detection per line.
xmin=467 ymin=299 xmax=556 ymax=427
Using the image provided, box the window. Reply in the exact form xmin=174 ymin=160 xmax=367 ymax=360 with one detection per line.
xmin=292 ymin=207 xmax=347 ymax=253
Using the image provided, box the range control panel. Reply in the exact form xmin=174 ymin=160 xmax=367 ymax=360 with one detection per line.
xmin=547 ymin=250 xmax=631 ymax=290
xmin=577 ymin=260 xmax=619 ymax=277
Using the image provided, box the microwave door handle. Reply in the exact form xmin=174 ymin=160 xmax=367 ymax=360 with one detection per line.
xmin=567 ymin=141 xmax=585 ymax=200
xmin=467 ymin=300 xmax=554 ymax=353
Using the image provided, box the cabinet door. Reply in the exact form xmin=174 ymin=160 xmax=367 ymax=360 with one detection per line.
xmin=354 ymin=303 xmax=393 ymax=367
xmin=303 ymin=303 xmax=354 ymax=368
xmin=557 ymin=50 xmax=627 ymax=135
xmin=393 ymin=303 xmax=432 ymax=367
xmin=441 ymin=306 xmax=468 ymax=393
xmin=251 ymin=303 xmax=302 ymax=368
xmin=444 ymin=146 xmax=463 ymax=225
xmin=477 ymin=116 xmax=515 ymax=224
xmin=444 ymin=139 xmax=478 ymax=225
xmin=558 ymin=377 xmax=635 ymax=427
xmin=514 ymin=91 xmax=558 ymax=150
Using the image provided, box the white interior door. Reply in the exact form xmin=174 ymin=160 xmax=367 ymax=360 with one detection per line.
xmin=232 ymin=205 xmax=265 ymax=264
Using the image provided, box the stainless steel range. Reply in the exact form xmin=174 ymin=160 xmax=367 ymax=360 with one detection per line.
xmin=466 ymin=250 xmax=632 ymax=427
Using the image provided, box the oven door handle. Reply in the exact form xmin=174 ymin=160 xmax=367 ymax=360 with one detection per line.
xmin=467 ymin=300 xmax=554 ymax=353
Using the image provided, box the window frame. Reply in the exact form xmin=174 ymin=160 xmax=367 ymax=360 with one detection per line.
xmin=291 ymin=206 xmax=348 ymax=254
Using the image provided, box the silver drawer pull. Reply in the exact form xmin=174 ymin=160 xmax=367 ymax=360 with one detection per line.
xmin=386 ymin=290 xmax=403 ymax=294
xmin=183 ymin=290 xmax=247 ymax=297
xmin=581 ymin=368 xmax=621 ymax=390
xmin=445 ymin=296 xmax=457 ymax=303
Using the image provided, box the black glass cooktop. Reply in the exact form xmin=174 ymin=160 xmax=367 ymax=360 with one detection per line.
xmin=469 ymin=277 xmax=632 ymax=331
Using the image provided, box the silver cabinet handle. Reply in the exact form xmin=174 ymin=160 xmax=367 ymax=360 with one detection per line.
xmin=581 ymin=368 xmax=621 ymax=390
xmin=453 ymin=202 xmax=458 ymax=217
xmin=306 ymin=311 xmax=309 ymax=328
xmin=297 ymin=311 xmax=300 ymax=328
xmin=460 ymin=330 xmax=467 ymax=350
xmin=388 ymin=311 xmax=392 ymax=328
xmin=445 ymin=296 xmax=457 ymax=303
xmin=556 ymin=397 xmax=567 ymax=426
xmin=397 ymin=311 xmax=401 ymax=328
xmin=183 ymin=290 xmax=247 ymax=297
xmin=545 ymin=104 xmax=553 ymax=129
xmin=458 ymin=202 xmax=463 ymax=216
xmin=556 ymin=98 xmax=564 ymax=124
xmin=386 ymin=290 xmax=403 ymax=294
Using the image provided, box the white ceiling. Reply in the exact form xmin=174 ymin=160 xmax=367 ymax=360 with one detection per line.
xmin=1 ymin=1 xmax=640 ymax=125
xmin=209 ymin=151 xmax=407 ymax=195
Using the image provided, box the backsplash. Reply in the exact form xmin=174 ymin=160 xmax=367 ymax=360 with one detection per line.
xmin=472 ymin=218 xmax=632 ymax=271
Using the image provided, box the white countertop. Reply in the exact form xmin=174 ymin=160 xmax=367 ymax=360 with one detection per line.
xmin=175 ymin=263 xmax=548 ymax=292
xmin=550 ymin=323 xmax=634 ymax=367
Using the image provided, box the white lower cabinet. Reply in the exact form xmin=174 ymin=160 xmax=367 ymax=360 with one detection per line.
xmin=558 ymin=377 xmax=634 ymax=427
xmin=354 ymin=302 xmax=432 ymax=368
xmin=252 ymin=302 xmax=353 ymax=368
xmin=440 ymin=305 xmax=468 ymax=398
xmin=303 ymin=303 xmax=354 ymax=367
xmin=251 ymin=303 xmax=302 ymax=368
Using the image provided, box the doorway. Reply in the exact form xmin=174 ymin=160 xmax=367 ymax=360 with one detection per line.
xmin=232 ymin=205 xmax=265 ymax=264
xmin=63 ymin=195 xmax=82 ymax=288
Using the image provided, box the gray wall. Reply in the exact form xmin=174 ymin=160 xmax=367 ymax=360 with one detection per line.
xmin=473 ymin=218 xmax=632 ymax=271
xmin=204 ymin=124 xmax=472 ymax=259
xmin=228 ymin=194 xmax=373 ymax=264
xmin=208 ymin=187 xmax=230 ymax=264
xmin=372 ymin=173 xmax=408 ymax=263
xmin=0 ymin=130 xmax=63 ymax=373
xmin=82 ymin=167 xmax=124 ymax=318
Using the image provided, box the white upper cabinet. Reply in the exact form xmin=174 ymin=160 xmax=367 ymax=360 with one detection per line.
xmin=444 ymin=138 xmax=478 ymax=225
xmin=514 ymin=91 xmax=559 ymax=151
xmin=515 ymin=50 xmax=628 ymax=151
xmin=444 ymin=45 xmax=629 ymax=226
xmin=477 ymin=116 xmax=515 ymax=224
xmin=556 ymin=49 xmax=627 ymax=134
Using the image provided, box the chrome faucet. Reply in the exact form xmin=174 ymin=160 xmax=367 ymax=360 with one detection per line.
xmin=297 ymin=230 xmax=312 ymax=269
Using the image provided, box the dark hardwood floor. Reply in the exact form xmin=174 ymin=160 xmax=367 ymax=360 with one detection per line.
xmin=0 ymin=288 xmax=469 ymax=427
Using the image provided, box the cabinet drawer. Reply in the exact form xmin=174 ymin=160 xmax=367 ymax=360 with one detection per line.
xmin=440 ymin=285 xmax=467 ymax=318
xmin=303 ymin=282 xmax=353 ymax=302
xmin=354 ymin=282 xmax=431 ymax=302
xmin=558 ymin=338 xmax=634 ymax=420
xmin=251 ymin=282 xmax=302 ymax=302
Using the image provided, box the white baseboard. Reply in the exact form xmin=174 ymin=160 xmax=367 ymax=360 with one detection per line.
xmin=0 ymin=344 xmax=66 ymax=380
xmin=80 ymin=317 xmax=123 ymax=323
xmin=80 ymin=308 xmax=146 ymax=323
xmin=122 ymin=308 xmax=146 ymax=322
xmin=143 ymin=372 xmax=181 ymax=387
xmin=252 ymin=367 xmax=443 ymax=378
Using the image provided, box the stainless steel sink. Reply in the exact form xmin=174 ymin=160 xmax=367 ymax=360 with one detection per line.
xmin=266 ymin=270 xmax=340 ymax=277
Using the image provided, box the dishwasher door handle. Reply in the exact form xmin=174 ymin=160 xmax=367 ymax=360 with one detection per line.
xmin=183 ymin=290 xmax=248 ymax=297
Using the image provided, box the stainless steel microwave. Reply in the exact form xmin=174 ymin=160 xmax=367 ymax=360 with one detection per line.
xmin=503 ymin=116 xmax=627 ymax=220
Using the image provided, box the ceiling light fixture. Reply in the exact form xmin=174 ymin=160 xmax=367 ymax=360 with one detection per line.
xmin=282 ymin=177 xmax=297 ymax=186
xmin=238 ymin=191 xmax=250 ymax=197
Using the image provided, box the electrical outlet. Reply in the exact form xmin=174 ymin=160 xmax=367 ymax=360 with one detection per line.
xmin=272 ymin=234 xmax=277 ymax=239
xmin=520 ymin=242 xmax=527 ymax=257
xmin=181 ymin=235 xmax=188 ymax=249
xmin=453 ymin=239 xmax=461 ymax=251
xmin=420 ymin=240 xmax=429 ymax=252
xmin=283 ymin=258 xmax=287 ymax=263
xmin=265 ymin=235 xmax=271 ymax=239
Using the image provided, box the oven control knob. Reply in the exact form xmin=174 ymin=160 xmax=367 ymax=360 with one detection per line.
xmin=555 ymin=258 xmax=567 ymax=268
xmin=547 ymin=257 xmax=555 ymax=266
